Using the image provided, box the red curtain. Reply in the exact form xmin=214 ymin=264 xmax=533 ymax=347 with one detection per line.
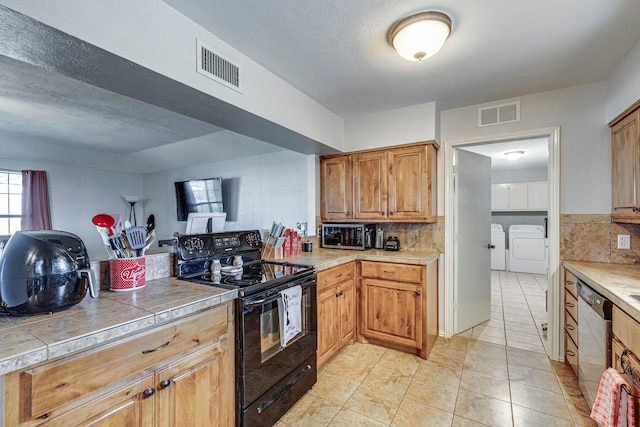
xmin=21 ymin=170 xmax=52 ymax=230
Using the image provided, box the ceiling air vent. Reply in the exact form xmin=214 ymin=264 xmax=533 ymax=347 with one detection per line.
xmin=196 ymin=39 xmax=242 ymax=93
xmin=478 ymin=101 xmax=520 ymax=127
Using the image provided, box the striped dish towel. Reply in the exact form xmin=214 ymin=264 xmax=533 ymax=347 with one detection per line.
xmin=591 ymin=367 xmax=636 ymax=427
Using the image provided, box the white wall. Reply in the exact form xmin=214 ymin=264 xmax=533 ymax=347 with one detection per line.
xmin=0 ymin=0 xmax=344 ymax=151
xmin=143 ymin=151 xmax=315 ymax=243
xmin=344 ymin=102 xmax=438 ymax=151
xmin=606 ymin=40 xmax=640 ymax=122
xmin=441 ymin=82 xmax=610 ymax=214
xmin=0 ymin=159 xmax=142 ymax=260
xmin=492 ymin=167 xmax=548 ymax=184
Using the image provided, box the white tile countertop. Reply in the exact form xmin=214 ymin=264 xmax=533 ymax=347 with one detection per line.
xmin=0 ymin=277 xmax=236 ymax=376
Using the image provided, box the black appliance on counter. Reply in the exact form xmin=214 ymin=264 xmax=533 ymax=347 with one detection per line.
xmin=176 ymin=230 xmax=317 ymax=427
xmin=0 ymin=230 xmax=97 ymax=315
xmin=321 ymin=223 xmax=375 ymax=250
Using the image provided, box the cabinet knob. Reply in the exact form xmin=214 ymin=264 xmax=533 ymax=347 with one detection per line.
xmin=143 ymin=388 xmax=155 ymax=399
xmin=381 ymin=212 xmax=385 ymax=216
xmin=389 ymin=211 xmax=394 ymax=216
xmin=336 ymin=292 xmax=341 ymax=298
xmin=160 ymin=379 xmax=171 ymax=389
xmin=415 ymin=291 xmax=421 ymax=296
xmin=488 ymin=244 xmax=496 ymax=249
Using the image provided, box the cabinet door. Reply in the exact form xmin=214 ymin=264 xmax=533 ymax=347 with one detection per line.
xmin=612 ymin=111 xmax=640 ymax=218
xmin=35 ymin=374 xmax=155 ymax=427
xmin=491 ymin=184 xmax=509 ymax=210
xmin=388 ymin=145 xmax=430 ymax=221
xmin=317 ymin=285 xmax=340 ymax=368
xmin=361 ymin=278 xmax=422 ymax=351
xmin=339 ymin=279 xmax=356 ymax=347
xmin=612 ymin=338 xmax=640 ymax=426
xmin=353 ymin=150 xmax=387 ymax=220
xmin=508 ymin=183 xmax=528 ymax=210
xmin=320 ymin=155 xmax=352 ymax=221
xmin=156 ymin=340 xmax=232 ymax=427
xmin=527 ymin=181 xmax=548 ymax=210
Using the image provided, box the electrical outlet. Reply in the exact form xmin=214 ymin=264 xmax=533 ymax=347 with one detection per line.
xmin=618 ymin=234 xmax=631 ymax=250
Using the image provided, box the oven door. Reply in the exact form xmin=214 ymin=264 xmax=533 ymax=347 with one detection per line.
xmin=238 ymin=274 xmax=317 ymax=408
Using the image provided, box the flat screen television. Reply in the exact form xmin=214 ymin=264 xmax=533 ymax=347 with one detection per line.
xmin=175 ymin=177 xmax=224 ymax=221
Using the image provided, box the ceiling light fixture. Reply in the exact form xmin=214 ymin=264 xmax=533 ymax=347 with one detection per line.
xmin=504 ymin=151 xmax=525 ymax=161
xmin=390 ymin=11 xmax=452 ymax=61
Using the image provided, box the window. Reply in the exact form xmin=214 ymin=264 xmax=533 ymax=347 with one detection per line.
xmin=0 ymin=171 xmax=22 ymax=235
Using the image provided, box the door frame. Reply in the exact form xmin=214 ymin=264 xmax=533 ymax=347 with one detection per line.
xmin=443 ymin=126 xmax=562 ymax=361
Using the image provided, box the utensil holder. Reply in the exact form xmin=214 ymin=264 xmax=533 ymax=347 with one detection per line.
xmin=109 ymin=256 xmax=146 ymax=291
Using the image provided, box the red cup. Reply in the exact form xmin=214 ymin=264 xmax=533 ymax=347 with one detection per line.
xmin=109 ymin=257 xmax=146 ymax=291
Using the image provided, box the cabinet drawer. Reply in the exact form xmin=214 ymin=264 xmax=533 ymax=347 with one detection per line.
xmin=318 ymin=262 xmax=355 ymax=291
xmin=564 ymin=308 xmax=577 ymax=344
xmin=564 ymin=270 xmax=578 ymax=298
xmin=565 ymin=331 xmax=578 ymax=377
xmin=22 ymin=305 xmax=228 ymax=420
xmin=564 ymin=289 xmax=577 ymax=322
xmin=360 ymin=261 xmax=423 ymax=283
xmin=613 ymin=305 xmax=640 ymax=355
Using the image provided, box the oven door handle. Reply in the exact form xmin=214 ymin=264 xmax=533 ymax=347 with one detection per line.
xmin=245 ymin=294 xmax=282 ymax=307
xmin=244 ymin=279 xmax=315 ymax=307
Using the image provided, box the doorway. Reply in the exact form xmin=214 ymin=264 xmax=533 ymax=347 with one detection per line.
xmin=443 ymin=127 xmax=561 ymax=361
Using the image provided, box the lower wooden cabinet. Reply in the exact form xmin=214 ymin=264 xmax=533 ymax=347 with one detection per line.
xmin=317 ymin=262 xmax=356 ymax=368
xmin=359 ymin=260 xmax=437 ymax=359
xmin=4 ymin=303 xmax=234 ymax=427
xmin=612 ymin=305 xmax=640 ymax=426
xmin=563 ymin=269 xmax=579 ymax=376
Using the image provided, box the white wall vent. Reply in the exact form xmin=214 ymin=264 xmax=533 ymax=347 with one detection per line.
xmin=196 ymin=39 xmax=242 ymax=93
xmin=478 ymin=101 xmax=520 ymax=127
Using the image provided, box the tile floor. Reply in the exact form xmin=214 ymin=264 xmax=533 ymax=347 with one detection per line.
xmin=277 ymin=271 xmax=597 ymax=426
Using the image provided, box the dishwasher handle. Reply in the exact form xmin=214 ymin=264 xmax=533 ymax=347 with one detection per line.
xmin=577 ymin=280 xmax=612 ymax=320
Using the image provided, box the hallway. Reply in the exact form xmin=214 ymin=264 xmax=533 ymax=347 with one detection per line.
xmin=276 ymin=271 xmax=595 ymax=426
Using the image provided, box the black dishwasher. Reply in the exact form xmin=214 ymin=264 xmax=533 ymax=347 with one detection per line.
xmin=577 ymin=280 xmax=612 ymax=409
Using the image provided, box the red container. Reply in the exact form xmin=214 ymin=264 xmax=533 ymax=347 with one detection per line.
xmin=109 ymin=257 xmax=146 ymax=291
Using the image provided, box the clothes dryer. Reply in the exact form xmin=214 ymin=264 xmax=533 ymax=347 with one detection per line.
xmin=508 ymin=225 xmax=548 ymax=274
xmin=491 ymin=224 xmax=506 ymax=270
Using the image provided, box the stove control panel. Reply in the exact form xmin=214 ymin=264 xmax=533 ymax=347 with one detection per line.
xmin=177 ymin=230 xmax=262 ymax=260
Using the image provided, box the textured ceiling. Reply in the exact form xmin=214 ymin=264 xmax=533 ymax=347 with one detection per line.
xmin=163 ymin=0 xmax=640 ymax=118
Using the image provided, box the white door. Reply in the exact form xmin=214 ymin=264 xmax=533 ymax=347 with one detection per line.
xmin=454 ymin=149 xmax=492 ymax=333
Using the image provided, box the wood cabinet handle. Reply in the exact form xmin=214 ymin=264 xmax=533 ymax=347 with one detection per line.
xmin=566 ymin=324 xmax=575 ymax=331
xmin=336 ymin=291 xmax=344 ymax=297
xmin=160 ymin=379 xmax=171 ymax=390
xmin=389 ymin=211 xmax=394 ymax=216
xmin=566 ymin=280 xmax=575 ymax=285
xmin=383 ymin=270 xmax=396 ymax=275
xmin=143 ymin=388 xmax=155 ymax=399
xmin=566 ymin=350 xmax=576 ymax=357
xmin=565 ymin=302 xmax=575 ymax=308
xmin=346 ymin=211 xmax=350 ymax=216
xmin=142 ymin=341 xmax=170 ymax=354
xmin=415 ymin=291 xmax=421 ymax=296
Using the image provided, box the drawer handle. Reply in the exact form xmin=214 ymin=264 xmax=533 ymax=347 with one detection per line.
xmin=566 ymin=324 xmax=575 ymax=331
xmin=142 ymin=341 xmax=170 ymax=354
xmin=160 ymin=379 xmax=171 ymax=390
xmin=143 ymin=388 xmax=155 ymax=399
xmin=383 ymin=270 xmax=396 ymax=275
xmin=565 ymin=302 xmax=575 ymax=308
xmin=566 ymin=350 xmax=576 ymax=357
xmin=335 ymin=273 xmax=342 ymax=279
xmin=336 ymin=291 xmax=344 ymax=297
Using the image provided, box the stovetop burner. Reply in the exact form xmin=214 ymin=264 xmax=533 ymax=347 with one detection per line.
xmin=176 ymin=230 xmax=315 ymax=297
xmin=195 ymin=260 xmax=312 ymax=287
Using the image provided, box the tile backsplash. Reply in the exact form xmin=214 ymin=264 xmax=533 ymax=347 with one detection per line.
xmin=561 ymin=214 xmax=640 ymax=264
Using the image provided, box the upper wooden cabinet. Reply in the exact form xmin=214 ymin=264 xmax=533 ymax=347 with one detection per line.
xmin=320 ymin=154 xmax=353 ymax=221
xmin=611 ymin=106 xmax=640 ymax=222
xmin=320 ymin=142 xmax=437 ymax=223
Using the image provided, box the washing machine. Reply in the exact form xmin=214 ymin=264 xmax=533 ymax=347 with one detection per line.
xmin=508 ymin=225 xmax=548 ymax=274
xmin=491 ymin=224 xmax=506 ymax=270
